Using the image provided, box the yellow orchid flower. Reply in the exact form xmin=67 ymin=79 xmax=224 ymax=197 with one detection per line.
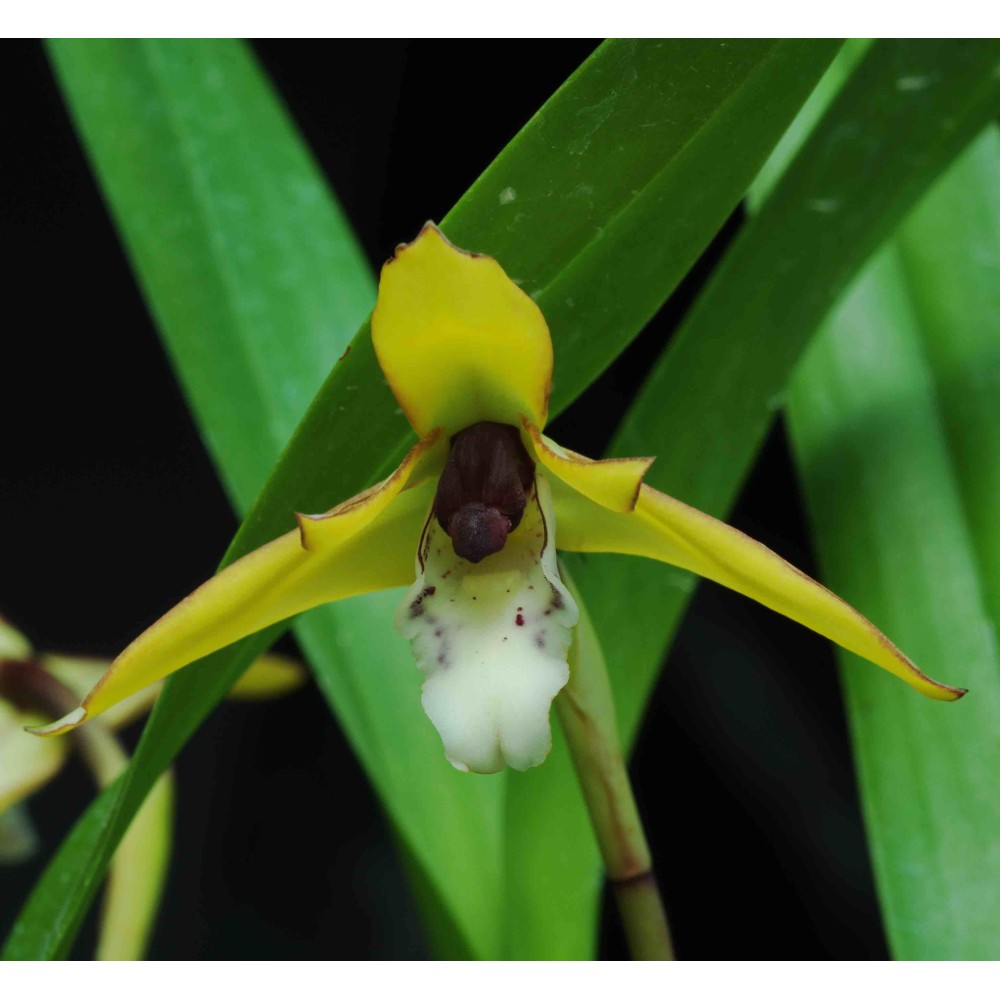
xmin=29 ymin=223 xmax=964 ymax=774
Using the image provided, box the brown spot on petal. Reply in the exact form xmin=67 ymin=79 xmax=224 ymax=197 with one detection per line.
xmin=409 ymin=585 xmax=437 ymax=618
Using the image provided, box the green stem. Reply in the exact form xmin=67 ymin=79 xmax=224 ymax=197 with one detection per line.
xmin=557 ymin=570 xmax=674 ymax=961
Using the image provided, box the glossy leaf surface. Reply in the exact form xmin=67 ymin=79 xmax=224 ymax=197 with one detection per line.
xmin=530 ymin=39 xmax=1000 ymax=958
xmin=787 ymin=128 xmax=1000 ymax=958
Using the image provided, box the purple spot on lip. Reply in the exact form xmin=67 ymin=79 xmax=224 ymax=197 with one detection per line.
xmin=409 ymin=585 xmax=437 ymax=618
xmin=515 ymin=613 xmax=525 ymax=626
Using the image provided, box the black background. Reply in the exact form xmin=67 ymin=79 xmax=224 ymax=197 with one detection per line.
xmin=1 ymin=40 xmax=886 ymax=959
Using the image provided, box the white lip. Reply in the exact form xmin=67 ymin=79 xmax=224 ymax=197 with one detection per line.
xmin=396 ymin=474 xmax=578 ymax=773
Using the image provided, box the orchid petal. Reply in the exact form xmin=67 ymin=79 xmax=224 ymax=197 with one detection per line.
xmin=396 ymin=474 xmax=578 ymax=773
xmin=522 ymin=419 xmax=653 ymax=512
xmin=40 ymin=655 xmax=146 ymax=731
xmin=554 ymin=477 xmax=965 ymax=702
xmin=29 ymin=476 xmax=433 ymax=736
xmin=224 ymin=652 xmax=307 ymax=700
xmin=373 ymin=223 xmax=552 ymax=436
xmin=0 ymin=627 xmax=71 ymax=806
xmin=296 ymin=431 xmax=444 ymax=552
xmin=0 ymin=700 xmax=68 ymax=810
xmin=41 ymin=650 xmax=307 ymax=733
xmin=0 ymin=617 xmax=32 ymax=660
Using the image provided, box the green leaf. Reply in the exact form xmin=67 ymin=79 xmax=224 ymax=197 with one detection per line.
xmin=6 ymin=38 xmax=837 ymax=960
xmin=51 ymin=40 xmax=377 ymax=510
xmin=895 ymin=132 xmax=1000 ymax=623
xmin=526 ymin=39 xmax=1000 ymax=958
xmin=787 ymin=128 xmax=1000 ymax=958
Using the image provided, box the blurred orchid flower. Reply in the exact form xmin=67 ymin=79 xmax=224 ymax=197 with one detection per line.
xmin=1 ymin=616 xmax=304 ymax=818
xmin=1 ymin=616 xmax=302 ymax=958
xmin=29 ymin=224 xmax=964 ymax=774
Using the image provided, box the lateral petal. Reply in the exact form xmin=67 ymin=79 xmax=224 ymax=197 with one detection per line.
xmin=555 ymin=480 xmax=965 ymax=702
xmin=29 ymin=479 xmax=433 ymax=736
xmin=522 ymin=420 xmax=653 ymax=513
xmin=373 ymin=223 xmax=553 ymax=437
xmin=296 ymin=431 xmax=444 ymax=552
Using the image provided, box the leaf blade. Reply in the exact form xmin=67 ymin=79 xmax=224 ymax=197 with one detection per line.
xmin=523 ymin=39 xmax=1000 ymax=959
xmin=787 ymin=127 xmax=1000 ymax=958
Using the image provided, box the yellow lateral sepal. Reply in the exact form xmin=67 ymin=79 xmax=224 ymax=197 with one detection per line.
xmin=553 ymin=478 xmax=965 ymax=702
xmin=29 ymin=478 xmax=433 ymax=736
xmin=523 ymin=420 xmax=653 ymax=513
xmin=296 ymin=430 xmax=443 ymax=552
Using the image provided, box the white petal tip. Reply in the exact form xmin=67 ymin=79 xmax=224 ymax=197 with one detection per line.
xmin=25 ymin=707 xmax=87 ymax=738
xmin=447 ymin=757 xmax=471 ymax=774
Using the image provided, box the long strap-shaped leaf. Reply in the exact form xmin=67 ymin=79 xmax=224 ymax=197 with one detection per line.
xmin=4 ymin=39 xmax=836 ymax=960
xmin=526 ymin=39 xmax=1000 ymax=959
xmin=577 ymin=37 xmax=1000 ymax=737
xmin=787 ymin=129 xmax=1000 ymax=958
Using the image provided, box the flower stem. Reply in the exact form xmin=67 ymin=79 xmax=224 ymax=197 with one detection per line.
xmin=557 ymin=570 xmax=674 ymax=961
